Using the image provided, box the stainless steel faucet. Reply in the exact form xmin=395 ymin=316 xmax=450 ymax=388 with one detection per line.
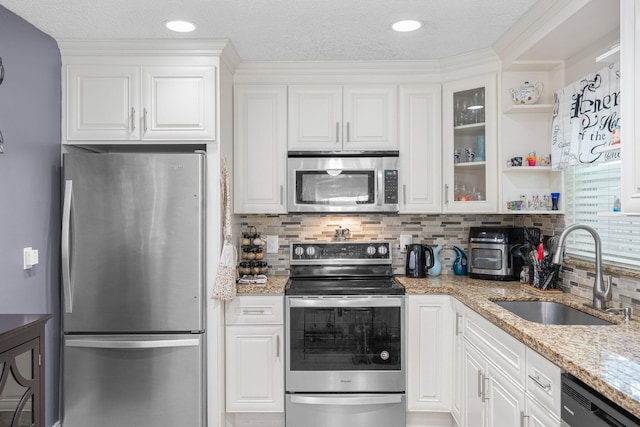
xmin=551 ymin=224 xmax=612 ymax=310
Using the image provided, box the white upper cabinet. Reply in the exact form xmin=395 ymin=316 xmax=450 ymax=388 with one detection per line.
xmin=398 ymin=84 xmax=442 ymax=213
xmin=288 ymin=84 xmax=398 ymax=151
xmin=65 ymin=64 xmax=215 ymax=143
xmin=141 ymin=66 xmax=215 ymax=140
xmin=60 ymin=41 xmax=229 ymax=145
xmin=66 ymin=65 xmax=141 ymax=141
xmin=234 ymin=85 xmax=288 ymax=214
xmin=288 ymin=85 xmax=342 ymax=151
xmin=443 ymin=73 xmax=498 ymax=213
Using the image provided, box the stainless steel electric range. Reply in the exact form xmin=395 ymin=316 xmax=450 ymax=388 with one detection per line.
xmin=285 ymin=241 xmax=406 ymax=427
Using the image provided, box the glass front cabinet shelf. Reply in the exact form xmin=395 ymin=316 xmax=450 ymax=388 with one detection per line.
xmin=443 ymin=74 xmax=498 ymax=213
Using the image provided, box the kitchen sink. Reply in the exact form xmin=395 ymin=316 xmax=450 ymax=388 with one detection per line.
xmin=494 ymin=300 xmax=614 ymax=326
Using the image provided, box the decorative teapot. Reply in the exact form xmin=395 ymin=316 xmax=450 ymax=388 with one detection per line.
xmin=510 ymin=81 xmax=543 ymax=105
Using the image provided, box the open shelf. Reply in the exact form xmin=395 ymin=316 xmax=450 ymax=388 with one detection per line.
xmin=596 ymin=44 xmax=620 ymax=64
xmin=503 ymin=104 xmax=554 ymax=114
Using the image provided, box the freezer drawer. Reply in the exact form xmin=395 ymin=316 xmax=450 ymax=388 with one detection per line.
xmin=63 ymin=334 xmax=204 ymax=427
xmin=286 ymin=394 xmax=406 ymax=427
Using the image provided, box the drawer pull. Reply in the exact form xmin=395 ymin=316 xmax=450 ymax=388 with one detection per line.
xmin=242 ymin=308 xmax=267 ymax=315
xmin=528 ymin=374 xmax=551 ymax=391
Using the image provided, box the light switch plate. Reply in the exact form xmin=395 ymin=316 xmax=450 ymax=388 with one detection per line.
xmin=266 ymin=235 xmax=279 ymax=253
xmin=400 ymin=235 xmax=413 ymax=252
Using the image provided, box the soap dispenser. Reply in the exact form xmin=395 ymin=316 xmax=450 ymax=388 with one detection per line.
xmin=452 ymin=246 xmax=467 ymax=276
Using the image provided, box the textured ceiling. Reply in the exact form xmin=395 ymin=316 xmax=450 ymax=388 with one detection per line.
xmin=0 ymin=0 xmax=538 ymax=61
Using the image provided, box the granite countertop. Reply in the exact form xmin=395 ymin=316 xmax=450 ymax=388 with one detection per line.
xmin=236 ymin=275 xmax=288 ymax=295
xmin=236 ymin=274 xmax=640 ymax=418
xmin=398 ymin=275 xmax=640 ymax=420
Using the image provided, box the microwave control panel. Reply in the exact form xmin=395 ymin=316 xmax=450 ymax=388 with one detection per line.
xmin=384 ymin=170 xmax=398 ymax=204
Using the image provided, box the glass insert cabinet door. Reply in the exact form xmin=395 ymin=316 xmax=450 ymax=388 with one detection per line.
xmin=0 ymin=339 xmax=39 ymax=427
xmin=443 ymin=74 xmax=498 ymax=213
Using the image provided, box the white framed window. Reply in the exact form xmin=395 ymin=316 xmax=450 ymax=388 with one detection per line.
xmin=564 ymin=160 xmax=640 ymax=269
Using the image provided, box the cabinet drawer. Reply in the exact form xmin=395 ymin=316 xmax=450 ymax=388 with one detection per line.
xmin=463 ymin=308 xmax=525 ymax=385
xmin=225 ymin=296 xmax=284 ymax=325
xmin=526 ymin=348 xmax=561 ymax=417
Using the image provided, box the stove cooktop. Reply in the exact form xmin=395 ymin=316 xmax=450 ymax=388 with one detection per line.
xmin=287 ymin=241 xmax=405 ymax=296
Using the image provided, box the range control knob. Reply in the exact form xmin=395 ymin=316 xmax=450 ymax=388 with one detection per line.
xmin=306 ymin=246 xmax=316 ymax=257
xmin=378 ymin=245 xmax=388 ymax=256
xmin=294 ymin=246 xmax=304 ymax=257
xmin=366 ymin=246 xmax=377 ymax=256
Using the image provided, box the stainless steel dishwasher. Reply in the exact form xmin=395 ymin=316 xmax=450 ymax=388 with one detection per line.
xmin=561 ymin=373 xmax=640 ymax=426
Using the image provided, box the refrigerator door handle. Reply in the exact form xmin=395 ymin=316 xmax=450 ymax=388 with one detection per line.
xmin=62 ymin=179 xmax=73 ymax=313
xmin=65 ymin=337 xmax=201 ymax=349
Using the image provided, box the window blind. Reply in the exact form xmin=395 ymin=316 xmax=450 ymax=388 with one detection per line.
xmin=564 ymin=161 xmax=640 ymax=269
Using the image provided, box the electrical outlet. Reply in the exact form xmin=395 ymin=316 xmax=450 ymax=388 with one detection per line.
xmin=400 ymin=235 xmax=413 ymax=252
xmin=266 ymin=235 xmax=279 ymax=253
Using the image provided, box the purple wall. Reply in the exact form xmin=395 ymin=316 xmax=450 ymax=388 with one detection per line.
xmin=0 ymin=6 xmax=61 ymax=426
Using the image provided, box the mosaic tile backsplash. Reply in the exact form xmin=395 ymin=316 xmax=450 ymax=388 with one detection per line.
xmin=237 ymin=213 xmax=640 ymax=313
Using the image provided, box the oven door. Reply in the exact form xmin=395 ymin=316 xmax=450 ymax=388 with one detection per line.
xmin=285 ymin=295 xmax=405 ymax=393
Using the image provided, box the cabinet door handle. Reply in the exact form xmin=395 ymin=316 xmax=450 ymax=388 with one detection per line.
xmin=131 ymin=107 xmax=136 ymax=132
xmin=242 ymin=308 xmax=266 ymax=315
xmin=403 ymin=184 xmax=407 ymax=206
xmin=336 ymin=122 xmax=340 ymax=142
xmin=455 ymin=312 xmax=462 ymax=336
xmin=445 ymin=184 xmax=449 ymax=204
xmin=346 ymin=122 xmax=350 ymax=142
xmin=528 ymin=374 xmax=551 ymax=391
xmin=276 ymin=334 xmax=280 ymax=358
xmin=143 ymin=108 xmax=148 ymax=133
xmin=520 ymin=411 xmax=529 ymax=427
xmin=477 ymin=370 xmax=483 ymax=398
xmin=482 ymin=374 xmax=490 ymax=402
xmin=280 ymin=185 xmax=284 ymax=205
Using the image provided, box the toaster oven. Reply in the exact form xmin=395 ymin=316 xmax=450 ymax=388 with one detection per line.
xmin=468 ymin=226 xmax=528 ymax=281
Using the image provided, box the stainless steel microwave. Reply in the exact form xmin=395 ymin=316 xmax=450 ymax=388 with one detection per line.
xmin=287 ymin=151 xmax=399 ymax=213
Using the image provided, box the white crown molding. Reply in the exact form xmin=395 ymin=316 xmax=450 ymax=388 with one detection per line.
xmin=234 ymin=49 xmax=499 ymax=84
xmin=58 ymin=39 xmax=234 ymax=58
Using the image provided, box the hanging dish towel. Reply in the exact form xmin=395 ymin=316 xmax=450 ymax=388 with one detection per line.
xmin=212 ymin=159 xmax=237 ymax=301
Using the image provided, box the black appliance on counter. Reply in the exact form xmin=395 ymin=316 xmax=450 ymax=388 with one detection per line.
xmin=285 ymin=241 xmax=405 ymax=427
xmin=405 ymin=244 xmax=435 ymax=278
xmin=468 ymin=226 xmax=530 ymax=281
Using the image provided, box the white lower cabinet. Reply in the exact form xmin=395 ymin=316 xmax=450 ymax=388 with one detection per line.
xmin=456 ymin=299 xmax=561 ymax=427
xmin=225 ymin=296 xmax=284 ymax=413
xmin=406 ymin=295 xmax=453 ymax=412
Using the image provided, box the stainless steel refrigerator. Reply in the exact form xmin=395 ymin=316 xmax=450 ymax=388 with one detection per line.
xmin=61 ymin=152 xmax=206 ymax=427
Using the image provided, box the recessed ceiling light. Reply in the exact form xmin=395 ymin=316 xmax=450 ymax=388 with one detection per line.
xmin=392 ymin=20 xmax=423 ymax=32
xmin=165 ymin=20 xmax=197 ymax=33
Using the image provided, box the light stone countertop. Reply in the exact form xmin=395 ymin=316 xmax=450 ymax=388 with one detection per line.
xmin=235 ymin=275 xmax=288 ymax=295
xmin=237 ymin=274 xmax=640 ymax=419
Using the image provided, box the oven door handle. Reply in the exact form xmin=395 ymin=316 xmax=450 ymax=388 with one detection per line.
xmin=289 ymin=395 xmax=402 ymax=406
xmin=287 ymin=297 xmax=403 ymax=308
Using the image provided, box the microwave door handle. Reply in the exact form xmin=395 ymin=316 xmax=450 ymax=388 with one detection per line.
xmin=290 ymin=395 xmax=402 ymax=406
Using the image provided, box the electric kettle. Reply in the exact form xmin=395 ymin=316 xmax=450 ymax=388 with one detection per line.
xmin=405 ymin=244 xmax=435 ymax=278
